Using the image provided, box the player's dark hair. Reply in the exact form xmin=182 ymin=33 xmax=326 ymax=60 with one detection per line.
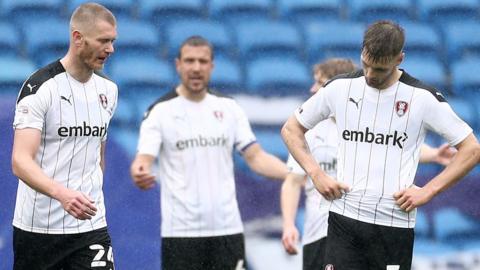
xmin=177 ymin=35 xmax=214 ymax=60
xmin=362 ymin=20 xmax=404 ymax=63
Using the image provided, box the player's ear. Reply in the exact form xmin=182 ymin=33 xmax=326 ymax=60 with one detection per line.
xmin=396 ymin=52 xmax=405 ymax=66
xmin=72 ymin=30 xmax=83 ymax=46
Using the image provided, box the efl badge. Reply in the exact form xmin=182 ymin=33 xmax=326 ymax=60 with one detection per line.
xmin=395 ymin=100 xmax=408 ymax=117
xmin=325 ymin=264 xmax=335 ymax=270
xmin=213 ymin=110 xmax=223 ymax=121
xmin=99 ymin=94 xmax=108 ymax=109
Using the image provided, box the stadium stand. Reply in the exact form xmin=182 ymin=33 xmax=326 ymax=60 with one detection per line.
xmin=444 ymin=21 xmax=480 ymax=61
xmin=451 ymin=57 xmax=480 ymax=96
xmin=0 ymin=22 xmax=21 ymax=57
xmin=138 ymin=0 xmax=206 ymax=27
xmin=277 ymin=0 xmax=343 ymax=25
xmin=0 ymin=56 xmax=36 ymax=95
xmin=210 ymin=56 xmax=244 ymax=95
xmin=402 ymin=22 xmax=442 ymax=61
xmin=400 ymin=57 xmax=447 ymax=91
xmin=1 ymin=0 xmax=65 ymax=25
xmin=209 ymin=0 xmax=273 ymax=24
xmin=68 ymin=0 xmax=135 ymax=19
xmin=417 ymin=0 xmax=480 ymax=24
xmin=348 ymin=0 xmax=414 ymax=23
xmin=113 ymin=18 xmax=160 ymax=58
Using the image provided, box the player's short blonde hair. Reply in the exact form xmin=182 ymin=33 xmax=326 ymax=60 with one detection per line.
xmin=313 ymin=58 xmax=356 ymax=80
xmin=70 ymin=2 xmax=116 ymax=32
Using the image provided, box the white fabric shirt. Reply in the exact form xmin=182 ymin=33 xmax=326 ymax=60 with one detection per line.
xmin=137 ymin=90 xmax=256 ymax=237
xmin=287 ymin=118 xmax=337 ymax=245
xmin=13 ymin=60 xmax=118 ymax=234
xmin=295 ymin=70 xmax=472 ymax=228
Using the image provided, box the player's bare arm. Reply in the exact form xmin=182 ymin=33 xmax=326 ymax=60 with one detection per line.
xmin=395 ymin=133 xmax=480 ymax=212
xmin=281 ymin=115 xmax=349 ymax=200
xmin=12 ymin=128 xmax=97 ymax=220
xmin=281 ymin=173 xmax=305 ymax=255
xmin=130 ymin=153 xmax=156 ymax=190
xmin=419 ymin=143 xmax=456 ymax=166
xmin=100 ymin=142 xmax=106 ymax=172
xmin=243 ymin=143 xmax=288 ymax=180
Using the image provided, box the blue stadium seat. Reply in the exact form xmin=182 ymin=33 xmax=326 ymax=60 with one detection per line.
xmin=21 ymin=18 xmax=69 ymax=66
xmin=433 ymin=207 xmax=480 ymax=245
xmin=277 ymin=0 xmax=342 ymax=24
xmin=417 ymin=0 xmax=480 ymax=24
xmin=451 ymin=57 xmax=480 ymax=96
xmin=109 ymin=56 xmax=175 ymax=100
xmin=444 ymin=21 xmax=480 ymax=61
xmin=348 ymin=0 xmax=414 ymax=23
xmin=210 ymin=57 xmax=244 ymax=95
xmin=138 ymin=0 xmax=205 ymax=27
xmin=400 ymin=57 xmax=447 ymax=91
xmin=0 ymin=57 xmax=36 ymax=95
xmin=447 ymin=98 xmax=478 ymax=130
xmin=165 ymin=19 xmax=233 ymax=59
xmin=113 ymin=19 xmax=160 ymax=58
xmin=1 ymin=0 xmax=65 ymax=25
xmin=415 ymin=210 xmax=430 ymax=239
xmin=234 ymin=20 xmax=303 ymax=61
xmin=246 ymin=57 xmax=310 ymax=96
xmin=110 ymin=98 xmax=137 ymax=129
xmin=69 ymin=0 xmax=135 ymax=19
xmin=402 ymin=22 xmax=442 ymax=61
xmin=0 ymin=22 xmax=21 ymax=57
xmin=304 ymin=21 xmax=364 ymax=64
xmin=254 ymin=127 xmax=288 ymax=160
xmin=209 ymin=0 xmax=273 ymax=24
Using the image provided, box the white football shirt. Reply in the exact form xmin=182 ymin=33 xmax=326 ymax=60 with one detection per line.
xmin=137 ymin=90 xmax=256 ymax=237
xmin=12 ymin=60 xmax=118 ymax=234
xmin=295 ymin=70 xmax=472 ymax=228
xmin=287 ymin=118 xmax=337 ymax=245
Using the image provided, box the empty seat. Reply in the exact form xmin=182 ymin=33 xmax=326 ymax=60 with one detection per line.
xmin=109 ymin=56 xmax=175 ymax=98
xmin=110 ymin=98 xmax=137 ymax=128
xmin=139 ymin=0 xmax=205 ymax=27
xmin=0 ymin=57 xmax=36 ymax=95
xmin=277 ymin=0 xmax=342 ymax=24
xmin=402 ymin=22 xmax=442 ymax=61
xmin=21 ymin=18 xmax=69 ymax=65
xmin=254 ymin=128 xmax=288 ymax=160
xmin=444 ymin=21 xmax=480 ymax=61
xmin=210 ymin=57 xmax=244 ymax=95
xmin=349 ymin=0 xmax=414 ymax=23
xmin=234 ymin=20 xmax=303 ymax=61
xmin=2 ymin=0 xmax=65 ymax=25
xmin=165 ymin=19 xmax=233 ymax=59
xmin=114 ymin=19 xmax=160 ymax=58
xmin=0 ymin=22 xmax=21 ymax=57
xmin=69 ymin=0 xmax=135 ymax=19
xmin=447 ymin=98 xmax=478 ymax=130
xmin=433 ymin=207 xmax=480 ymax=243
xmin=246 ymin=57 xmax=310 ymax=96
xmin=417 ymin=0 xmax=479 ymax=24
xmin=451 ymin=57 xmax=480 ymax=96
xmin=209 ymin=0 xmax=273 ymax=24
xmin=400 ymin=57 xmax=447 ymax=90
xmin=304 ymin=21 xmax=364 ymax=64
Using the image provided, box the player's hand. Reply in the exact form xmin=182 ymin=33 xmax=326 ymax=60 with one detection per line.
xmin=311 ymin=172 xmax=350 ymax=201
xmin=282 ymin=225 xmax=299 ymax=255
xmin=435 ymin=143 xmax=457 ymax=166
xmin=56 ymin=187 xmax=97 ymax=220
xmin=394 ymin=185 xmax=434 ymax=212
xmin=130 ymin=159 xmax=156 ymax=190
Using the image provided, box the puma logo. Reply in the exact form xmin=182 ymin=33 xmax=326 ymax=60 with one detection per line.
xmin=27 ymin=83 xmax=37 ymax=92
xmin=348 ymin=97 xmax=362 ymax=109
xmin=60 ymin=95 xmax=72 ymax=105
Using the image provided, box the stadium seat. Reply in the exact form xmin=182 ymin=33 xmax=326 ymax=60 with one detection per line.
xmin=444 ymin=21 xmax=480 ymax=61
xmin=165 ymin=19 xmax=233 ymax=59
xmin=110 ymin=56 xmax=175 ymax=96
xmin=447 ymin=98 xmax=478 ymax=130
xmin=234 ymin=20 xmax=303 ymax=61
xmin=138 ymin=0 xmax=205 ymax=27
xmin=209 ymin=0 xmax=273 ymax=24
xmin=277 ymin=0 xmax=342 ymax=24
xmin=401 ymin=22 xmax=442 ymax=61
xmin=68 ymin=0 xmax=135 ymax=19
xmin=348 ymin=0 xmax=414 ymax=23
xmin=2 ymin=0 xmax=65 ymax=25
xmin=0 ymin=22 xmax=21 ymax=57
xmin=400 ymin=57 xmax=447 ymax=91
xmin=433 ymin=207 xmax=480 ymax=244
xmin=0 ymin=57 xmax=36 ymax=95
xmin=417 ymin=0 xmax=479 ymax=24
xmin=415 ymin=210 xmax=430 ymax=239
xmin=110 ymin=98 xmax=137 ymax=129
xmin=21 ymin=18 xmax=69 ymax=66
xmin=254 ymin=127 xmax=288 ymax=160
xmin=451 ymin=57 xmax=480 ymax=96
xmin=304 ymin=21 xmax=364 ymax=64
xmin=210 ymin=57 xmax=244 ymax=95
xmin=246 ymin=56 xmax=310 ymax=96
xmin=113 ymin=19 xmax=160 ymax=58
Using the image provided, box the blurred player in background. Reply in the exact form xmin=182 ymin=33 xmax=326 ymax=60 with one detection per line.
xmin=11 ymin=3 xmax=117 ymax=269
xmin=130 ymin=35 xmax=288 ymax=270
xmin=283 ymin=22 xmax=478 ymax=269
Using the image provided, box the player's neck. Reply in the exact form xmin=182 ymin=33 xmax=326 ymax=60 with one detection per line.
xmin=381 ymin=69 xmax=403 ymax=90
xmin=176 ymin=85 xmax=207 ymax=102
xmin=60 ymin=54 xmax=94 ymax=83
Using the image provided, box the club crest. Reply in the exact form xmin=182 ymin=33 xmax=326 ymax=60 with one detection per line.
xmin=395 ymin=100 xmax=408 ymax=117
xmin=213 ymin=110 xmax=223 ymax=121
xmin=99 ymin=94 xmax=108 ymax=109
